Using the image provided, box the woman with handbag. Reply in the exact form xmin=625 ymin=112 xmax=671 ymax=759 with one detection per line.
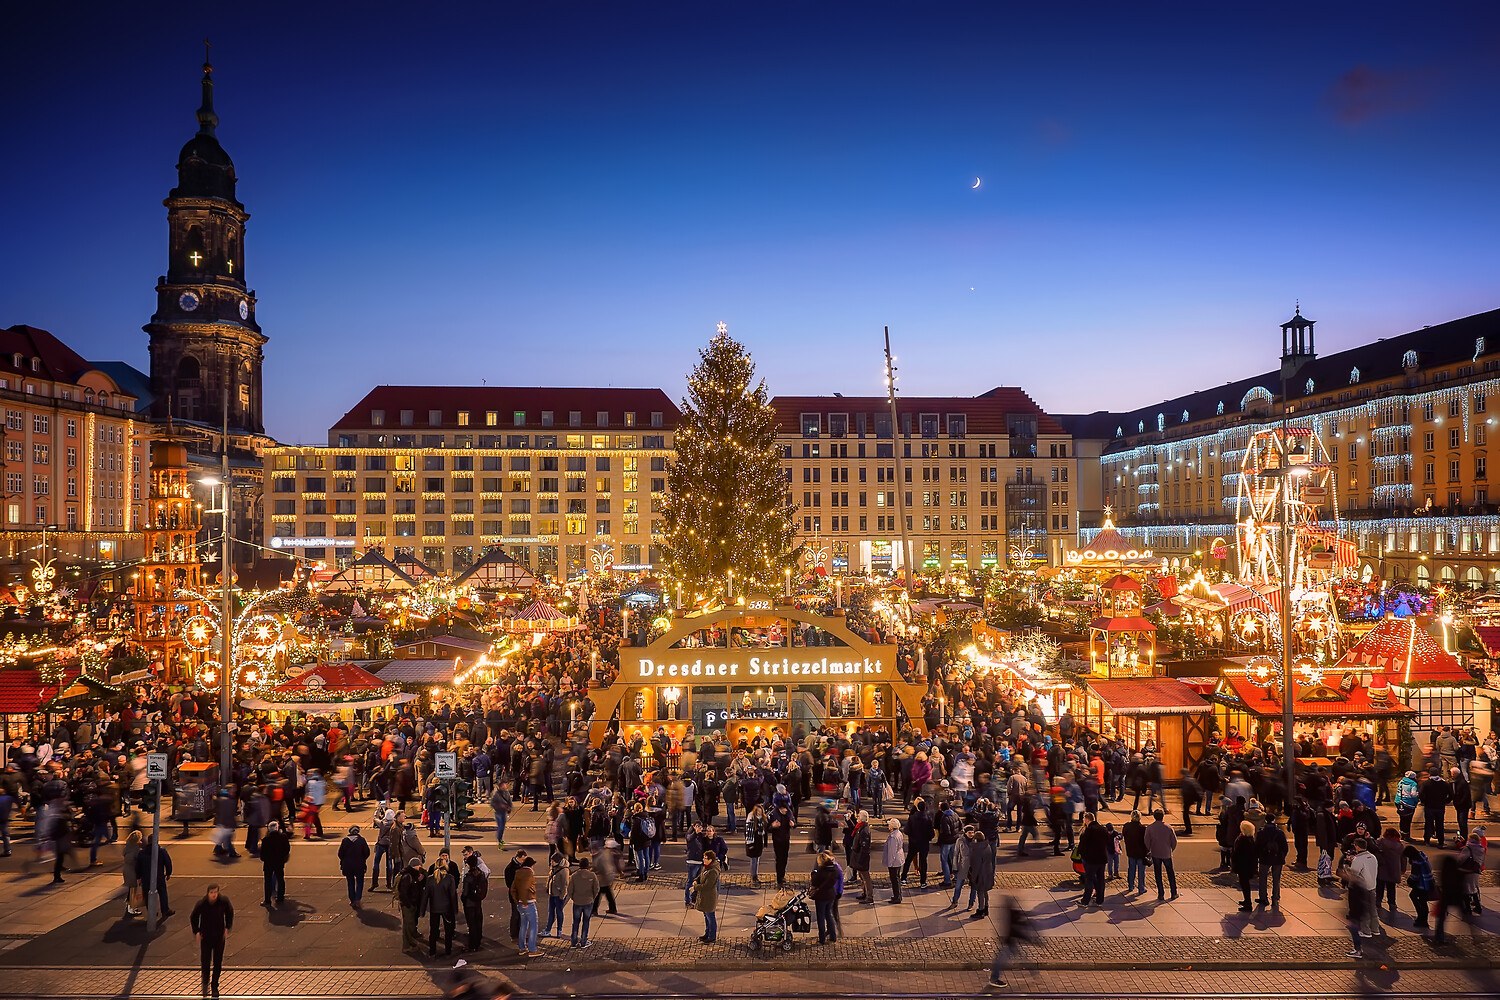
xmin=1458 ymin=828 xmax=1486 ymax=915
xmin=743 ymin=804 xmax=767 ymax=883
xmin=122 ymin=830 xmax=144 ymax=916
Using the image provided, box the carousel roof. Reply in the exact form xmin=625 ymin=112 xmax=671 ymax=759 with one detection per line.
xmin=1334 ymin=615 xmax=1473 ymax=687
xmin=1066 ymin=512 xmax=1157 ymax=568
xmin=515 ymin=600 xmax=566 ymax=620
xmin=273 ymin=661 xmax=387 ymax=693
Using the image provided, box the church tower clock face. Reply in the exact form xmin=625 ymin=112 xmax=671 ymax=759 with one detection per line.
xmin=239 ymin=299 xmax=249 ymax=320
xmin=178 ymin=291 xmax=200 ymax=312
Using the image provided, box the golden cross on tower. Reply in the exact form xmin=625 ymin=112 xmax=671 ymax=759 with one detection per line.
xmin=189 ymin=251 xmax=203 ymax=266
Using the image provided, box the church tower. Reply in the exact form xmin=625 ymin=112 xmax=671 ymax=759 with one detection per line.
xmin=145 ymin=47 xmax=266 ymax=435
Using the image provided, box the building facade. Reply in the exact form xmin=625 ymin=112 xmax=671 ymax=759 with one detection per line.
xmin=262 ymin=386 xmax=679 ymax=579
xmin=770 ymin=390 xmax=1076 ymax=574
xmin=1071 ymin=307 xmax=1500 ymax=589
xmin=0 ymin=325 xmax=148 ymax=576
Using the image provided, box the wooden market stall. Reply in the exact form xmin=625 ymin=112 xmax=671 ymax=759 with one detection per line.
xmin=239 ymin=661 xmax=418 ymax=721
xmin=1210 ymin=672 xmax=1416 ymax=759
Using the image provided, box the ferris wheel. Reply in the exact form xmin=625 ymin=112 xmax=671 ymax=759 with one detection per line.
xmin=1235 ymin=425 xmax=1342 ymax=597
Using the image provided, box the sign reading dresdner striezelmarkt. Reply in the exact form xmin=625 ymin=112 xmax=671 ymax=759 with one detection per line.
xmin=635 ymin=654 xmax=890 ymax=680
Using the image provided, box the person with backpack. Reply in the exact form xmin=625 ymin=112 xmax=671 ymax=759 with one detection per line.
xmin=1403 ymin=844 xmax=1434 ymax=929
xmin=936 ymin=803 xmax=962 ymax=887
xmin=461 ymin=850 xmax=489 ymax=952
xmin=629 ymin=803 xmax=654 ymax=882
xmin=1255 ymin=812 xmax=1288 ymax=907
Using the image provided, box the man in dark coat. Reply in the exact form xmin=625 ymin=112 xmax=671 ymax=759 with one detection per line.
xmin=337 ymin=824 xmax=370 ymax=907
xmin=190 ymin=884 xmax=234 ymax=996
xmin=422 ymin=849 xmax=460 ymax=956
xmin=259 ymin=821 xmax=291 ymax=907
xmin=134 ymin=835 xmax=174 ymax=918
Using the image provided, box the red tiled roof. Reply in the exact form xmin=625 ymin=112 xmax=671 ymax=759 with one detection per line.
xmin=1214 ymin=675 xmax=1416 ymax=718
xmin=1335 ymin=616 xmax=1472 ymax=686
xmin=0 ymin=666 xmax=81 ymax=713
xmin=1090 ymin=616 xmax=1156 ymax=633
xmin=330 ymin=386 xmax=681 ymax=433
xmin=1087 ymin=678 xmax=1208 ymax=714
xmin=273 ymin=661 xmax=387 ymax=693
xmin=769 ymin=390 xmax=1066 ymax=436
xmin=0 ymin=325 xmax=95 ymax=383
xmin=1100 ymin=574 xmax=1142 ymax=591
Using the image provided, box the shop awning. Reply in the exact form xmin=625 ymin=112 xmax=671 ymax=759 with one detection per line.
xmin=1086 ymin=678 xmax=1209 ymax=715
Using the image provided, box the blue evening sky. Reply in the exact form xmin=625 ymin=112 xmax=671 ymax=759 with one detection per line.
xmin=2 ymin=2 xmax=1497 ymax=443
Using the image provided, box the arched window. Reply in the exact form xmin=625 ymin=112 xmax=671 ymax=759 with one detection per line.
xmin=1115 ymin=426 xmax=1123 ymax=438
xmin=1305 ymin=378 xmax=1315 ymax=395
xmin=1349 ymin=367 xmax=1360 ymax=384
xmin=1156 ymin=413 xmax=1165 ymax=432
xmin=1181 ymin=410 xmax=1189 ymax=423
xmin=1216 ymin=401 xmax=1225 ymax=415
xmin=1402 ymin=349 xmax=1419 ymax=368
xmin=1138 ymin=420 xmax=1145 ymax=433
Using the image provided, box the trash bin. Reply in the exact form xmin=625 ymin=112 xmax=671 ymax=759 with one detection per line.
xmin=173 ymin=762 xmax=219 ymax=821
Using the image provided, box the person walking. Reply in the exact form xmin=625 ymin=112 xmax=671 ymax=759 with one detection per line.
xmin=1371 ymin=826 xmax=1404 ymax=911
xmin=1404 ymin=844 xmax=1434 ymax=929
xmin=423 ymin=854 xmax=460 ymax=957
xmin=568 ymin=855 xmax=599 ymax=947
xmin=259 ymin=821 xmax=290 ymax=908
xmin=190 ymin=884 xmax=233 ymax=997
xmin=338 ymin=824 xmax=370 ymax=908
xmin=904 ymin=799 xmax=933 ymax=884
xmin=986 ymin=893 xmax=1037 ymax=989
xmin=1345 ymin=838 xmax=1375 ymax=957
xmin=1457 ymin=828 xmax=1486 ymax=916
xmin=694 ymin=850 xmax=720 ymax=942
xmin=461 ymin=850 xmax=490 ymax=952
xmin=511 ymin=856 xmax=540 ymax=957
xmin=490 ymin=783 xmax=513 ymax=849
xmin=395 ymin=857 xmax=428 ymax=954
xmin=591 ymin=841 xmax=619 ymax=917
xmin=882 ymin=818 xmax=907 ymax=904
xmin=1143 ymin=809 xmax=1178 ymax=900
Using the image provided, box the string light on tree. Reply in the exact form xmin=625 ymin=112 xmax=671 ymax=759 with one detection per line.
xmin=659 ymin=323 xmax=800 ymax=598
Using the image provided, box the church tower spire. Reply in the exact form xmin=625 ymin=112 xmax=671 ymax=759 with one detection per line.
xmin=145 ymin=48 xmax=266 ymax=435
xmin=196 ymin=39 xmax=218 ymax=137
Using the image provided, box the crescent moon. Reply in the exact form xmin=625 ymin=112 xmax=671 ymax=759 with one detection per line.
xmin=971 ymin=177 xmax=981 ymax=189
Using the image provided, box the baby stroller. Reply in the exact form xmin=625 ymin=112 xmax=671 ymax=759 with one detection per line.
xmin=750 ymin=888 xmax=812 ymax=952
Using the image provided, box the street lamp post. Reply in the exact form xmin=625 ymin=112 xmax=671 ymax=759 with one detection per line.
xmin=200 ymin=474 xmax=232 ymax=779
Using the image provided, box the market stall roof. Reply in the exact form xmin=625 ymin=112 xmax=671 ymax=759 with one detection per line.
xmin=393 ymin=553 xmax=440 ymax=581
xmin=497 ymin=599 xmax=581 ymax=632
xmin=453 ymin=548 xmax=540 ymax=590
xmin=1086 ymin=678 xmax=1209 ymax=715
xmin=0 ymin=665 xmax=81 ymax=713
xmin=1090 ymin=616 xmax=1157 ymax=633
xmin=1212 ymin=675 xmax=1416 ymax=718
xmin=274 ymin=661 xmax=387 ymax=692
xmin=1335 ymin=615 xmax=1473 ymax=687
xmin=321 ymin=551 xmax=417 ymax=593
xmin=1100 ymin=574 xmax=1142 ymax=591
xmin=1473 ymin=624 xmax=1500 ymax=659
xmin=1144 ymin=598 xmax=1182 ymax=617
xmin=367 ymin=658 xmax=456 ymax=684
xmin=1174 ymin=582 xmax=1274 ymax=615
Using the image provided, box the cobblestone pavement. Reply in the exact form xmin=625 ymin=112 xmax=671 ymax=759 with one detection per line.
xmin=5 ymin=965 xmax=1500 ymax=997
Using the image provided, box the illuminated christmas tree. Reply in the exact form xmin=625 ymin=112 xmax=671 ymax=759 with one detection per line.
xmin=660 ymin=323 xmax=799 ymax=599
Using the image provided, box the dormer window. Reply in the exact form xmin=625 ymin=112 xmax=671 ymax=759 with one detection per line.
xmin=10 ymin=354 xmax=19 ymax=368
